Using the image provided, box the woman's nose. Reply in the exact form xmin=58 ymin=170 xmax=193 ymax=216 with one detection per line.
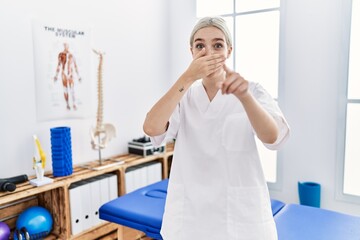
xmin=205 ymin=48 xmax=214 ymax=55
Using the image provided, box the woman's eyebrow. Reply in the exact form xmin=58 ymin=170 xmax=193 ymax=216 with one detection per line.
xmin=212 ymin=38 xmax=225 ymax=42
xmin=194 ymin=38 xmax=225 ymax=42
xmin=194 ymin=38 xmax=204 ymax=42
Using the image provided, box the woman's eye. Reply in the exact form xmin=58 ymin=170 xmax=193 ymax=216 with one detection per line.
xmin=195 ymin=44 xmax=204 ymax=49
xmin=214 ymin=43 xmax=223 ymax=49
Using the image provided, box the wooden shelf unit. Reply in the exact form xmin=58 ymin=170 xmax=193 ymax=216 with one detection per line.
xmin=0 ymin=143 xmax=174 ymax=240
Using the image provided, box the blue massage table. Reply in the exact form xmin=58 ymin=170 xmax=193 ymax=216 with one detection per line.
xmin=275 ymin=203 xmax=360 ymax=240
xmin=99 ymin=179 xmax=360 ymax=239
xmin=99 ymin=180 xmax=168 ymax=239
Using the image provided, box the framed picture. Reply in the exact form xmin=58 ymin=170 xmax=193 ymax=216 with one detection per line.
xmin=32 ymin=20 xmax=93 ymax=121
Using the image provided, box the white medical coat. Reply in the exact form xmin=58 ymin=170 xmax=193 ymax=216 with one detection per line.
xmin=152 ymin=81 xmax=290 ymax=240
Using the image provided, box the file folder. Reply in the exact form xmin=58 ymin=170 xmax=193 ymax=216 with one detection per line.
xmin=88 ymin=177 xmax=103 ymax=226
xmin=107 ymin=174 xmax=118 ymax=201
xmin=69 ymin=182 xmax=83 ymax=235
xmin=79 ymin=181 xmax=92 ymax=231
xmin=98 ymin=175 xmax=110 ymax=206
xmin=125 ymin=167 xmax=135 ymax=193
xmin=147 ymin=162 xmax=162 ymax=185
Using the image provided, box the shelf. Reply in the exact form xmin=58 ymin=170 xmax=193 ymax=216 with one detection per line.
xmin=0 ymin=146 xmax=173 ymax=240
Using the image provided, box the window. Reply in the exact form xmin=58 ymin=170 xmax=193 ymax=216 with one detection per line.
xmin=342 ymin=0 xmax=360 ymax=198
xmin=196 ymin=0 xmax=281 ymax=184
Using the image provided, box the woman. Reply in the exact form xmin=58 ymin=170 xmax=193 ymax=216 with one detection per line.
xmin=143 ymin=16 xmax=289 ymax=240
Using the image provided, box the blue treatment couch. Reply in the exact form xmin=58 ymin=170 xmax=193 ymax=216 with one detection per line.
xmin=275 ymin=203 xmax=360 ymax=240
xmin=99 ymin=180 xmax=168 ymax=239
xmin=99 ymin=179 xmax=360 ymax=239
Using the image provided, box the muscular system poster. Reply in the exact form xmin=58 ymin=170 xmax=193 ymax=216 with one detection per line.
xmin=32 ymin=20 xmax=93 ymax=121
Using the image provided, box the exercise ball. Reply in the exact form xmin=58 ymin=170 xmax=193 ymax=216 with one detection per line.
xmin=16 ymin=206 xmax=53 ymax=237
xmin=0 ymin=222 xmax=10 ymax=240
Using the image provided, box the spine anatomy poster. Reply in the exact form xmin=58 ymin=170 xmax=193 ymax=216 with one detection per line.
xmin=32 ymin=20 xmax=93 ymax=121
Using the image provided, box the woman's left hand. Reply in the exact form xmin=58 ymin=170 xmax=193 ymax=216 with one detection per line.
xmin=218 ymin=65 xmax=279 ymax=144
xmin=217 ymin=65 xmax=250 ymax=101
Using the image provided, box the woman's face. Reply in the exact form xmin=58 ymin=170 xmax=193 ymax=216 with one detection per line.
xmin=191 ymin=26 xmax=232 ymax=59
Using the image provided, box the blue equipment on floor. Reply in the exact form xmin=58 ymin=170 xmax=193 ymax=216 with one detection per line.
xmin=14 ymin=206 xmax=53 ymax=240
xmin=99 ymin=179 xmax=360 ymax=240
xmin=0 ymin=222 xmax=11 ymax=240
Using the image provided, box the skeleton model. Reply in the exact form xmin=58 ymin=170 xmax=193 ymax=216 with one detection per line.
xmin=90 ymin=49 xmax=116 ymax=163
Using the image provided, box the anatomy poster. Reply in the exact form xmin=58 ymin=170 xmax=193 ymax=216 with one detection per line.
xmin=32 ymin=20 xmax=93 ymax=121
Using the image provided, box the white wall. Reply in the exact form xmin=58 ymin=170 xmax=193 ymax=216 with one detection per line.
xmin=0 ymin=0 xmax=170 ymax=177
xmin=273 ymin=0 xmax=360 ymax=216
xmin=168 ymin=0 xmax=360 ymax=216
xmin=168 ymin=0 xmax=197 ymax=83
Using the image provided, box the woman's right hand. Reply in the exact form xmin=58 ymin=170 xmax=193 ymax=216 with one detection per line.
xmin=143 ymin=49 xmax=225 ymax=137
xmin=184 ymin=48 xmax=226 ymax=82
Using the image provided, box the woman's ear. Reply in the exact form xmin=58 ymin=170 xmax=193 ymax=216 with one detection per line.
xmin=227 ymin=46 xmax=233 ymax=59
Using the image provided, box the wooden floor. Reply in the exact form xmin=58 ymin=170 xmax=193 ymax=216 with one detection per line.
xmin=94 ymin=226 xmax=155 ymax=240
xmin=104 ymin=234 xmax=153 ymax=240
xmin=97 ymin=231 xmax=153 ymax=240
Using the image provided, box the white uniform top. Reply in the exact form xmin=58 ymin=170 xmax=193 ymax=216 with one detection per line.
xmin=152 ymin=80 xmax=290 ymax=240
